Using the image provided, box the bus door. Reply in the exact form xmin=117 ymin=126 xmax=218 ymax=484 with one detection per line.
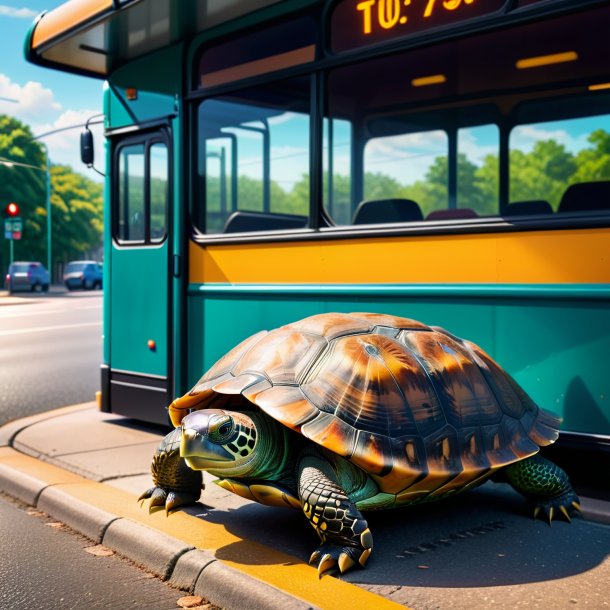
xmin=108 ymin=129 xmax=172 ymax=425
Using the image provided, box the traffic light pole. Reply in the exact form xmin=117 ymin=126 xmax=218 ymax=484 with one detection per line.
xmin=43 ymin=143 xmax=51 ymax=283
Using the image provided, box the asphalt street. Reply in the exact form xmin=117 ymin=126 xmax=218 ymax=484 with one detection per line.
xmin=0 ymin=491 xmax=194 ymax=610
xmin=0 ymin=289 xmax=102 ymax=426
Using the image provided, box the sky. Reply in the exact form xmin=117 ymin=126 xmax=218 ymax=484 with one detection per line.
xmin=0 ymin=0 xmax=105 ymax=181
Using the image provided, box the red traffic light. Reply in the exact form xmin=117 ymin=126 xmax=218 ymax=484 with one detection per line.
xmin=6 ymin=202 xmax=19 ymax=217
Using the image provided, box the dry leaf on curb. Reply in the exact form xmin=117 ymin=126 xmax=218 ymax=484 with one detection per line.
xmin=26 ymin=510 xmax=45 ymax=517
xmin=84 ymin=545 xmax=114 ymax=557
xmin=45 ymin=522 xmax=64 ymax=528
xmin=177 ymin=596 xmax=205 ymax=608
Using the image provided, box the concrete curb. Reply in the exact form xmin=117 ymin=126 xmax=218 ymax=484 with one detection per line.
xmin=0 ymin=463 xmax=47 ymax=505
xmin=194 ymin=559 xmax=317 ymax=610
xmin=103 ymin=518 xmax=195 ymax=580
xmin=0 ymin=461 xmax=318 ymax=610
xmin=37 ymin=485 xmax=119 ymax=543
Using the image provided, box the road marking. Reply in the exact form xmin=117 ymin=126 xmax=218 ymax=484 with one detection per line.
xmin=0 ymin=305 xmax=102 ymax=319
xmin=0 ymin=321 xmax=101 ymax=336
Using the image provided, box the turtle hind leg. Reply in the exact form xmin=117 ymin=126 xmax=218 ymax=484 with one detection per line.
xmin=504 ymin=455 xmax=581 ymax=524
xmin=298 ymin=454 xmax=372 ymax=577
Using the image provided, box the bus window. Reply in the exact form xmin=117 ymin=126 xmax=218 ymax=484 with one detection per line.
xmin=362 ymin=130 xmax=448 ymax=222
xmin=197 ymin=76 xmax=310 ymax=234
xmin=116 ymin=139 xmax=169 ymax=245
xmin=118 ymin=144 xmax=145 ymax=242
xmin=457 ymin=125 xmax=499 ymax=217
xmin=509 ymin=113 xmax=610 ymax=214
xmin=204 ymin=137 xmax=235 ymax=234
xmin=150 ymin=143 xmax=168 ymax=242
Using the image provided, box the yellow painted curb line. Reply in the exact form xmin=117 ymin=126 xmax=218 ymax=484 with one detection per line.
xmin=0 ymin=448 xmax=406 ymax=610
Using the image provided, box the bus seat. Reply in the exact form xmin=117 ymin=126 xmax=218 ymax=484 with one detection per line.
xmin=223 ymin=211 xmax=307 ymax=233
xmin=426 ymin=208 xmax=478 ymax=220
xmin=558 ymin=181 xmax=610 ymax=213
xmin=504 ymin=200 xmax=552 ymax=216
xmin=352 ymin=198 xmax=423 ymax=225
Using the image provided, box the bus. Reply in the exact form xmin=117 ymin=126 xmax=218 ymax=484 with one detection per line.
xmin=26 ymin=0 xmax=609 ymax=492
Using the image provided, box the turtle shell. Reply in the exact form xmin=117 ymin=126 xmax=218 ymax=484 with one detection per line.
xmin=170 ymin=312 xmax=560 ymax=499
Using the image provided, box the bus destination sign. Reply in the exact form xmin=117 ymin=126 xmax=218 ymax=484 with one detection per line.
xmin=331 ymin=0 xmax=507 ymax=52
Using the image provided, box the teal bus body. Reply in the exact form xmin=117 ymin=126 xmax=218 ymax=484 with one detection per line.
xmin=188 ymin=284 xmax=609 ymax=438
xmin=25 ymin=0 xmax=610 ymax=489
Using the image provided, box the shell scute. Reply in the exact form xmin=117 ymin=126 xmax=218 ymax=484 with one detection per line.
xmin=351 ymin=430 xmax=394 ymax=477
xmin=301 ymin=334 xmax=419 ymax=437
xmin=252 ymin=385 xmax=318 ymax=430
xmin=282 ymin=312 xmax=372 ymax=339
xmin=301 ymin=411 xmax=358 ymax=458
xmin=200 ymin=330 xmax=268 ymax=383
xmin=233 ymin=330 xmax=326 ymax=385
xmin=400 ymin=329 xmax=503 ymax=430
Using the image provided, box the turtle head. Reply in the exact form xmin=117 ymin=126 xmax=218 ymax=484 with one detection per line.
xmin=179 ymin=409 xmax=258 ymax=471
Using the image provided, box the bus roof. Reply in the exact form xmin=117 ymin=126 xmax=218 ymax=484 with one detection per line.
xmin=25 ymin=0 xmax=286 ymax=79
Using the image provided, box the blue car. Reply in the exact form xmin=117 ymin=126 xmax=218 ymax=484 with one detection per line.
xmin=5 ymin=261 xmax=49 ymax=293
xmin=63 ymin=260 xmax=103 ymax=291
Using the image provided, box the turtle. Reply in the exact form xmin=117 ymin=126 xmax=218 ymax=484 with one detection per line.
xmin=140 ymin=312 xmax=581 ymax=576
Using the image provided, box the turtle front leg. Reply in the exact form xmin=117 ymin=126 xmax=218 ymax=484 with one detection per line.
xmin=298 ymin=454 xmax=372 ymax=577
xmin=504 ymin=455 xmax=581 ymax=524
xmin=139 ymin=428 xmax=203 ymax=513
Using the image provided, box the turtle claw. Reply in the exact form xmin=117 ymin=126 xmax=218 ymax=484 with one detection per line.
xmin=310 ymin=543 xmax=369 ymax=577
xmin=138 ymin=487 xmax=155 ymax=502
xmin=309 ymin=549 xmax=321 ymax=565
xmin=139 ymin=486 xmax=199 ymax=513
xmin=532 ymin=489 xmax=581 ymax=525
xmin=318 ymin=553 xmax=336 ymax=578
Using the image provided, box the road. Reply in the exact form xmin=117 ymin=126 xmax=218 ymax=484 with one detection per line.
xmin=0 ymin=288 xmax=102 ymax=426
xmin=0 ymin=290 xmax=219 ymax=609
xmin=0 ymin=491 xmax=203 ymax=610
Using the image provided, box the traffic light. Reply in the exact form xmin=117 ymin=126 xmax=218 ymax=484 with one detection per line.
xmin=6 ymin=202 xmax=19 ymax=217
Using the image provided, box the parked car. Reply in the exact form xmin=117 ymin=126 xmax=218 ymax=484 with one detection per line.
xmin=5 ymin=262 xmax=49 ymax=293
xmin=63 ymin=260 xmax=103 ymax=290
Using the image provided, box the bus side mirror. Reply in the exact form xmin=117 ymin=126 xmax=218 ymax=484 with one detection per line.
xmin=80 ymin=129 xmax=94 ymax=167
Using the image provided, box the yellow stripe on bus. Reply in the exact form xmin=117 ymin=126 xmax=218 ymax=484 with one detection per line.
xmin=189 ymin=228 xmax=610 ymax=284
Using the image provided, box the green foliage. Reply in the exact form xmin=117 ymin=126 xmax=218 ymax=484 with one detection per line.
xmin=0 ymin=115 xmax=103 ymax=278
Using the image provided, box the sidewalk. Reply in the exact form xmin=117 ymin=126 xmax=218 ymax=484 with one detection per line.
xmin=1 ymin=403 xmax=608 ymax=610
xmin=0 ymin=403 xmax=401 ymax=610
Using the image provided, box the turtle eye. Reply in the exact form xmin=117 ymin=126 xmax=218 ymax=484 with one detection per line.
xmin=209 ymin=415 xmax=235 ymax=443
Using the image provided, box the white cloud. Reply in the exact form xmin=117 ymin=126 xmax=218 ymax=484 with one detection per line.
xmin=363 ymin=130 xmax=447 ymax=185
xmin=510 ymin=123 xmax=593 ymax=156
xmin=0 ymin=73 xmax=62 ymax=119
xmin=0 ymin=5 xmax=37 ymax=18
xmin=458 ymin=128 xmax=499 ymax=165
xmin=512 ymin=124 xmax=570 ymax=145
xmin=0 ymin=73 xmax=103 ymax=180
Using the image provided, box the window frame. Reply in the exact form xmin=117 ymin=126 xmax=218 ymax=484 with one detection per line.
xmin=112 ymin=129 xmax=171 ymax=247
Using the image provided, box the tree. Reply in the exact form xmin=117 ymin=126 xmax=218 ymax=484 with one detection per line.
xmin=0 ymin=115 xmax=47 ymax=270
xmin=49 ymin=165 xmax=103 ymax=265
xmin=0 ymin=114 xmax=103 ymax=278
